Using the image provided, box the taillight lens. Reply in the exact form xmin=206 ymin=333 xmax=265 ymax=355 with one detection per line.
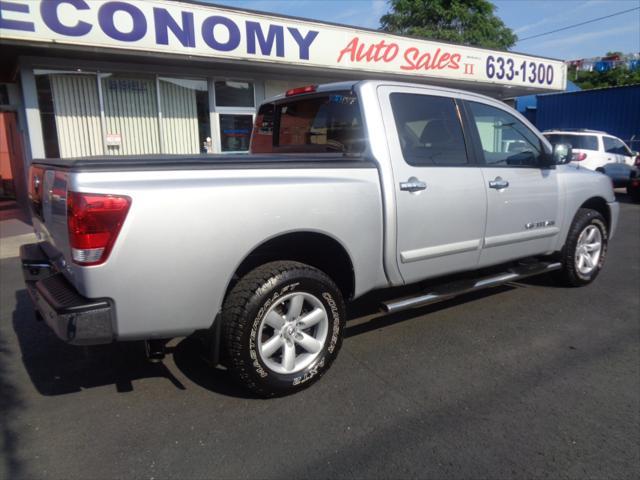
xmin=572 ymin=152 xmax=587 ymax=161
xmin=28 ymin=166 xmax=45 ymax=219
xmin=67 ymin=192 xmax=131 ymax=266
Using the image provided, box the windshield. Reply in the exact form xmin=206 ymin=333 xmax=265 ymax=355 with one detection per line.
xmin=251 ymin=91 xmax=366 ymax=154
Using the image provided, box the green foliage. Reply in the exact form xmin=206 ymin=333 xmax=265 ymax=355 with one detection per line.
xmin=569 ymin=65 xmax=640 ymax=90
xmin=380 ymin=0 xmax=517 ymax=50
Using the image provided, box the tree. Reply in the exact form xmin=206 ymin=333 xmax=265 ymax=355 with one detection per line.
xmin=569 ymin=64 xmax=640 ymax=90
xmin=380 ymin=0 xmax=517 ymax=50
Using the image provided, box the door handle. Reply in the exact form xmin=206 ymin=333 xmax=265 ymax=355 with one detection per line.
xmin=489 ymin=177 xmax=509 ymax=190
xmin=400 ymin=177 xmax=427 ymax=192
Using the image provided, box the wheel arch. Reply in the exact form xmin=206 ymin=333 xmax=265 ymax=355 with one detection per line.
xmin=225 ymin=230 xmax=356 ymax=303
xmin=580 ymin=196 xmax=611 ymax=232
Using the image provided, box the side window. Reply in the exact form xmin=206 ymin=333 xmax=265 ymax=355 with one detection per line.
xmin=389 ymin=93 xmax=468 ymax=166
xmin=467 ymin=101 xmax=543 ymax=167
xmin=604 ymin=137 xmax=631 ymax=155
xmin=603 ymin=137 xmax=617 ymax=154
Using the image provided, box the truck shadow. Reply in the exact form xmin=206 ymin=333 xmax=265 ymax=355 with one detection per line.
xmin=12 ymin=289 xmax=186 ymax=396
xmin=1 ymin=318 xmax=27 ymax=479
xmin=13 ymin=280 xmax=526 ymax=399
xmin=344 ymin=283 xmax=516 ymax=338
xmin=171 ymin=283 xmax=517 ymax=397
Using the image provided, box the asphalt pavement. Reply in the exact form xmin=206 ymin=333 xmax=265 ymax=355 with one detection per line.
xmin=1 ymin=196 xmax=638 ymax=479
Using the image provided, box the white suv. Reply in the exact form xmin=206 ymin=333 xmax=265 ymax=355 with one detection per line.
xmin=543 ymin=129 xmax=636 ymax=171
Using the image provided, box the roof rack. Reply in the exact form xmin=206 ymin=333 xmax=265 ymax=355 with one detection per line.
xmin=543 ymin=128 xmax=607 ymax=134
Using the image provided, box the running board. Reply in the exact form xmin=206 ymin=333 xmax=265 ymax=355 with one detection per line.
xmin=382 ymin=261 xmax=562 ymax=314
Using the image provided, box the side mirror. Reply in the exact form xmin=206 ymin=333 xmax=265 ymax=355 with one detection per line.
xmin=552 ymin=143 xmax=572 ymax=165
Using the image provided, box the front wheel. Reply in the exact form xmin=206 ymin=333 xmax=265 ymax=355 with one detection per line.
xmin=221 ymin=261 xmax=345 ymax=397
xmin=555 ymin=208 xmax=608 ymax=287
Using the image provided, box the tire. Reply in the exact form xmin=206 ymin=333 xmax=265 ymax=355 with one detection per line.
xmin=221 ymin=261 xmax=346 ymax=397
xmin=555 ymin=208 xmax=608 ymax=287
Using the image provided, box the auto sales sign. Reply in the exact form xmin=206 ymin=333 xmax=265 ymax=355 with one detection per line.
xmin=0 ymin=0 xmax=566 ymax=91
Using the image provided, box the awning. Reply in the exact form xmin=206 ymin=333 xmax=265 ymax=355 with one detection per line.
xmin=0 ymin=0 xmax=567 ymax=98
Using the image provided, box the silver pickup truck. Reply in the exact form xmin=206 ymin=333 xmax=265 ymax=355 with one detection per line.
xmin=22 ymin=80 xmax=619 ymax=396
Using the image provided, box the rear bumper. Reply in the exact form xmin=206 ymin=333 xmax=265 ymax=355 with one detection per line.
xmin=20 ymin=243 xmax=114 ymax=345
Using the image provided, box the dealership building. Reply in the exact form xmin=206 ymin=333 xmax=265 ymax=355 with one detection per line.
xmin=0 ymin=0 xmax=567 ymax=189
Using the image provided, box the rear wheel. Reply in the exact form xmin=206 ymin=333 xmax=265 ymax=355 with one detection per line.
xmin=555 ymin=208 xmax=608 ymax=287
xmin=221 ymin=261 xmax=345 ymax=397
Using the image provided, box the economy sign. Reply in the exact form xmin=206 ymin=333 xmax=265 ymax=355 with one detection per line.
xmin=0 ymin=0 xmax=566 ymax=90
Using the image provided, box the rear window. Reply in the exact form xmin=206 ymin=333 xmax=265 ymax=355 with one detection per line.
xmin=251 ymin=92 xmax=365 ymax=154
xmin=544 ymin=134 xmax=598 ymax=151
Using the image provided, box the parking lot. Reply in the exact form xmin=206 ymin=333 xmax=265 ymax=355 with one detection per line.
xmin=1 ymin=196 xmax=638 ymax=480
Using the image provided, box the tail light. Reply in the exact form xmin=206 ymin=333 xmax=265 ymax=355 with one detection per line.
xmin=28 ymin=166 xmax=45 ymax=219
xmin=635 ymin=155 xmax=640 ymax=167
xmin=572 ymin=152 xmax=587 ymax=161
xmin=285 ymin=85 xmax=317 ymax=96
xmin=67 ymin=192 xmax=131 ymax=266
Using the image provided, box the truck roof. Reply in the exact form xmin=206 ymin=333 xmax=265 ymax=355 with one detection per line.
xmin=261 ymin=79 xmax=509 ymax=107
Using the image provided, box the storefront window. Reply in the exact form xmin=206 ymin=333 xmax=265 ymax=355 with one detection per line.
xmin=101 ymin=74 xmax=160 ymax=155
xmin=159 ymin=78 xmax=210 ymax=154
xmin=35 ymin=68 xmax=253 ymax=157
xmin=219 ymin=114 xmax=253 ymax=152
xmin=35 ymin=71 xmax=103 ymax=158
xmin=35 ymin=75 xmax=60 ymax=158
xmin=215 ymin=80 xmax=254 ymax=107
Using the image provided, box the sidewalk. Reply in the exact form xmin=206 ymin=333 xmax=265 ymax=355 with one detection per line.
xmin=0 ymin=200 xmax=35 ymax=260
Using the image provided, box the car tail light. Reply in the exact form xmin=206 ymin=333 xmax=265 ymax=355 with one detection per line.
xmin=572 ymin=152 xmax=587 ymax=161
xmin=28 ymin=166 xmax=45 ymax=219
xmin=635 ymin=155 xmax=640 ymax=167
xmin=67 ymin=192 xmax=131 ymax=266
xmin=285 ymin=85 xmax=317 ymax=96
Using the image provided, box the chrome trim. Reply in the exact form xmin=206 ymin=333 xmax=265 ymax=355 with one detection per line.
xmin=399 ymin=178 xmax=427 ymax=193
xmin=400 ymin=239 xmax=481 ymax=263
xmin=484 ymin=227 xmax=560 ymax=248
xmin=382 ymin=261 xmax=562 ymax=314
xmin=489 ymin=177 xmax=509 ymax=189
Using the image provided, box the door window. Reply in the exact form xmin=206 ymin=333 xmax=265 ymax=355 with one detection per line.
xmin=389 ymin=93 xmax=468 ymax=166
xmin=467 ymin=102 xmax=543 ymax=167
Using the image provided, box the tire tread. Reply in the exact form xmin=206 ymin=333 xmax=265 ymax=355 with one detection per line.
xmin=555 ymin=208 xmax=608 ymax=287
xmin=221 ymin=261 xmax=342 ymax=397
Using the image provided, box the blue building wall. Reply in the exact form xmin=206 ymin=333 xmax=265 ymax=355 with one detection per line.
xmin=536 ymin=85 xmax=640 ymax=149
xmin=514 ymin=81 xmax=581 ymax=125
xmin=515 ymin=84 xmax=640 ymax=150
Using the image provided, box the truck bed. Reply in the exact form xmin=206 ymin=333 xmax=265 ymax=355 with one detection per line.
xmin=32 ymin=153 xmax=375 ymax=171
xmin=28 ymin=154 xmax=386 ymax=340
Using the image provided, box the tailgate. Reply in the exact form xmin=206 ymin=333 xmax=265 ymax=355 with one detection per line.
xmin=28 ymin=164 xmax=72 ymax=267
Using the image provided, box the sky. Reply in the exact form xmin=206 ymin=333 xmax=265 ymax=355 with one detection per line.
xmin=206 ymin=0 xmax=640 ymax=60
